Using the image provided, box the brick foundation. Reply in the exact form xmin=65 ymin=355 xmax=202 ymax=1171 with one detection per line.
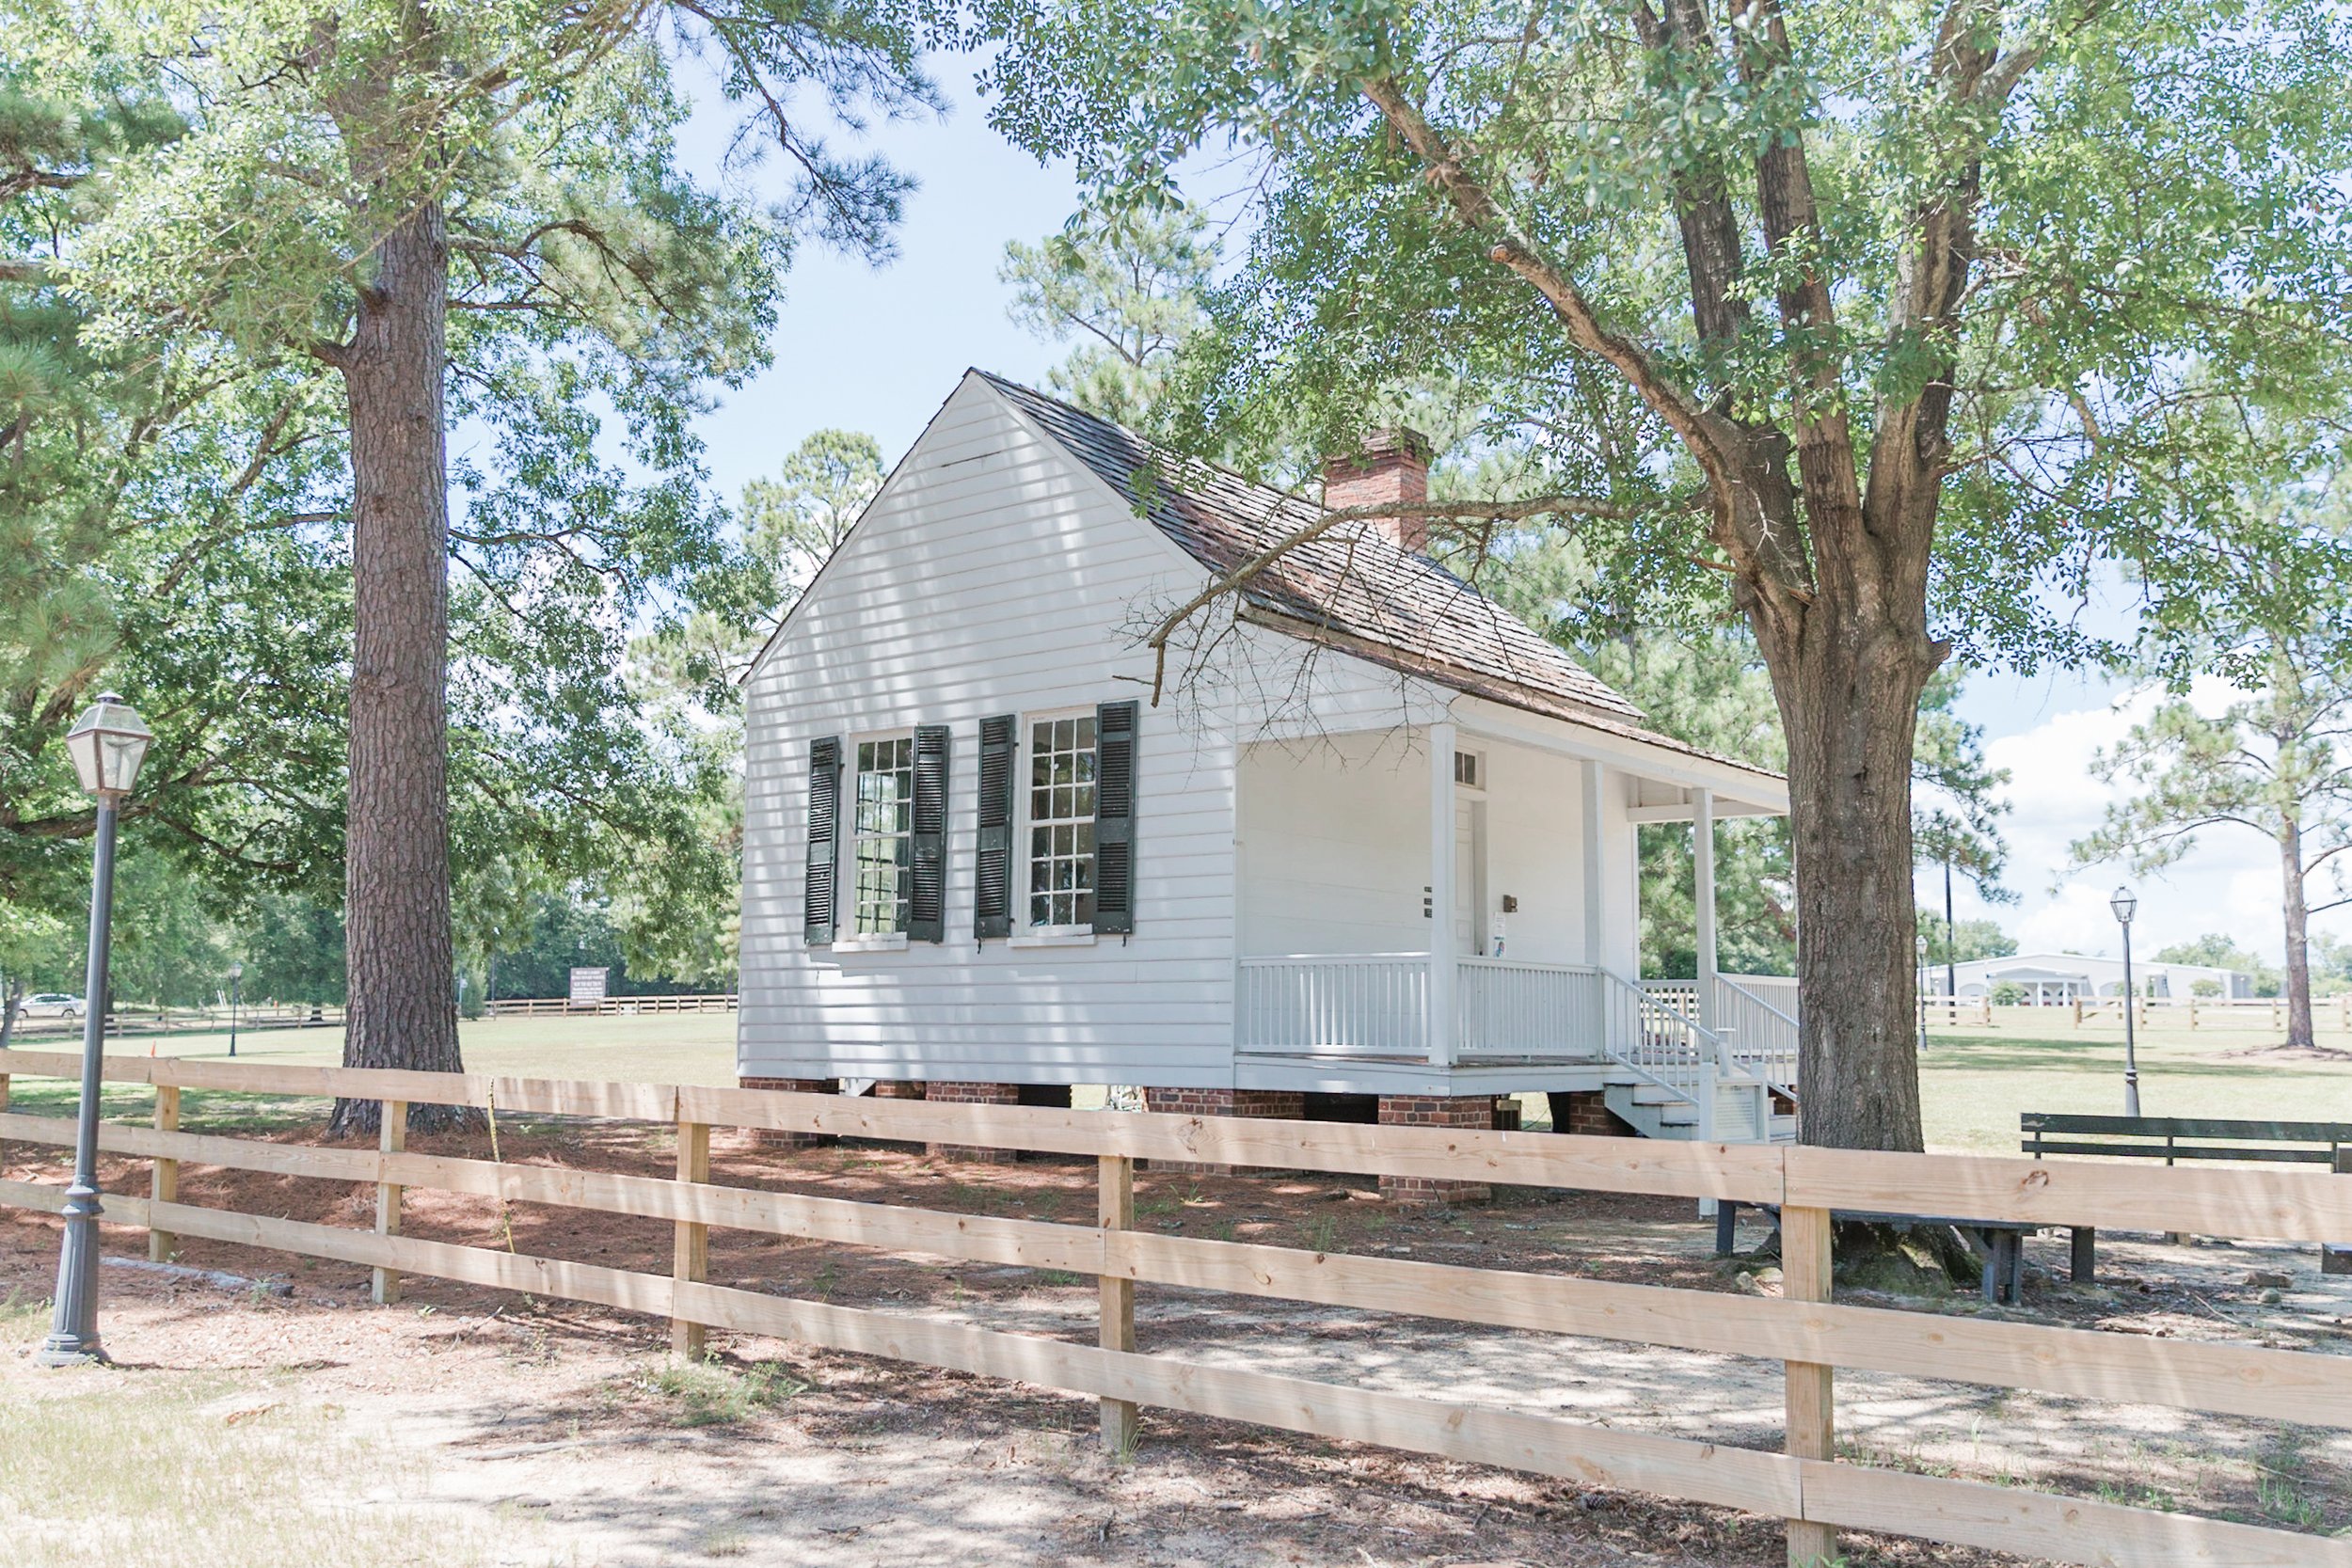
xmin=925 ymin=1081 xmax=1024 ymax=1163
xmin=1547 ymin=1089 xmax=1638 ymax=1139
xmin=739 ymin=1077 xmax=837 ymax=1149
xmin=1142 ymin=1087 xmax=1307 ymax=1175
xmin=1377 ymin=1094 xmax=1501 ymax=1206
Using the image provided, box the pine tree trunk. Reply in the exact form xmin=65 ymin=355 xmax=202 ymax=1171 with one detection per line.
xmin=327 ymin=197 xmax=467 ymax=1139
xmin=2280 ymin=816 xmax=2316 ymax=1051
xmin=1772 ymin=611 xmax=1935 ymax=1152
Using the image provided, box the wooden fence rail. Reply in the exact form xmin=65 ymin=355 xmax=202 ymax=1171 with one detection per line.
xmin=0 ymin=1047 xmax=2345 ymax=1568
xmin=483 ymin=993 xmax=738 ymax=1018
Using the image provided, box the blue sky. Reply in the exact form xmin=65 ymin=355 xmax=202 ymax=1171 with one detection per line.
xmin=675 ymin=52 xmax=2328 ymax=965
xmin=680 ymin=62 xmax=1076 ymax=501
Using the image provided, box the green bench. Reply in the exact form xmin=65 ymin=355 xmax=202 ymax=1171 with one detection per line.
xmin=2020 ymin=1113 xmax=2352 ymax=1275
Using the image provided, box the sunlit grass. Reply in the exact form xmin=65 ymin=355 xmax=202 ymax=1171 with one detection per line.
xmin=629 ymin=1356 xmax=806 ymax=1427
xmin=0 ymin=1368 xmax=516 ymax=1568
xmin=1921 ymin=1022 xmax=2352 ymax=1155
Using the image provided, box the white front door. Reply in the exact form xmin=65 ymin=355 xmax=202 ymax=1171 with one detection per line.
xmin=1454 ymin=800 xmax=1486 ymax=956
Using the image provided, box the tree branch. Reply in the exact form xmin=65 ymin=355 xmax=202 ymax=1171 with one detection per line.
xmin=1142 ymin=489 xmax=1679 ymax=701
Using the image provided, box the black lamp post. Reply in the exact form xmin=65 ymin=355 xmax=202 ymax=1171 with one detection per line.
xmin=1915 ymin=932 xmax=1931 ymax=1049
xmin=39 ymin=692 xmax=150 ymax=1368
xmin=227 ymin=961 xmax=243 ymax=1058
xmin=2111 ymin=884 xmax=2141 ymax=1117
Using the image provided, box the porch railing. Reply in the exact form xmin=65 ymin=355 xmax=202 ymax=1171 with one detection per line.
xmin=1237 ymin=955 xmax=1618 ymax=1060
xmin=1714 ymin=976 xmax=1800 ymax=1095
xmin=1236 ymin=956 xmax=1430 ymax=1057
xmin=1454 ymin=958 xmax=1605 ymax=1057
xmin=1237 ymin=955 xmax=1778 ymax=1142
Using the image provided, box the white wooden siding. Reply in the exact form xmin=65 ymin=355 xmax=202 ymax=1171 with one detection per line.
xmin=1235 ymin=731 xmax=1615 ymax=972
xmin=740 ymin=372 xmax=1673 ymax=1089
xmin=739 ymin=376 xmax=1452 ymax=1088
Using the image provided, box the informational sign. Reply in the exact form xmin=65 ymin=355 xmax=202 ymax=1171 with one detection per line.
xmin=567 ymin=967 xmax=610 ymax=1009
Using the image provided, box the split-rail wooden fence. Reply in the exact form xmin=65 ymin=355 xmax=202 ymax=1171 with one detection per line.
xmin=0 ymin=1045 xmax=2346 ymax=1568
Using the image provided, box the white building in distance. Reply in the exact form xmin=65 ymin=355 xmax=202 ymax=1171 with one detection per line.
xmin=1925 ymin=952 xmax=2253 ymax=1005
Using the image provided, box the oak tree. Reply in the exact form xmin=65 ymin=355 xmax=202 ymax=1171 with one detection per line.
xmin=978 ymin=0 xmax=2352 ymax=1148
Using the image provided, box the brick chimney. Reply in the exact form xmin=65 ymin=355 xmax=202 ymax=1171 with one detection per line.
xmin=1322 ymin=428 xmax=1433 ymax=554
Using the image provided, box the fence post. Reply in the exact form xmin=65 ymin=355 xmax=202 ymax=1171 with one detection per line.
xmin=1099 ymin=1153 xmax=1139 ymax=1455
xmin=149 ymin=1085 xmax=181 ymax=1263
xmin=1783 ymin=1202 xmax=1836 ymax=1568
xmin=373 ymin=1100 xmax=405 ymax=1306
xmin=673 ymin=1118 xmax=711 ymax=1356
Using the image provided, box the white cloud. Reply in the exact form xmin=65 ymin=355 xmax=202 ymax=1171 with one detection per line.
xmin=1926 ymin=684 xmax=2348 ymax=964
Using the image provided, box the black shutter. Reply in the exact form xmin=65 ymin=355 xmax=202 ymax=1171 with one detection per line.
xmin=803 ymin=736 xmax=841 ymax=945
xmin=1092 ymin=700 xmax=1138 ymax=935
xmin=909 ymin=724 xmax=950 ymax=942
xmin=974 ymin=715 xmax=1016 ymax=938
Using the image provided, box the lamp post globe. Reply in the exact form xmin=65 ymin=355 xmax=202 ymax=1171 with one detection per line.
xmin=40 ymin=693 xmax=150 ymax=1368
xmin=2111 ymin=884 xmax=2142 ymax=1117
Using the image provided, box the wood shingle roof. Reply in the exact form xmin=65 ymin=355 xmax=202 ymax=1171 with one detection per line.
xmin=982 ymin=372 xmax=1647 ymax=729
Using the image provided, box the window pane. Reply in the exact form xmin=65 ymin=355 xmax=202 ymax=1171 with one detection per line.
xmin=1022 ymin=711 xmax=1102 ymax=931
xmin=851 ymin=735 xmax=914 ymax=934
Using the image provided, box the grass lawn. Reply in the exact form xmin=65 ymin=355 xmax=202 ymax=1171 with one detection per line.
xmin=17 ymin=1011 xmax=743 ymax=1084
xmin=0 ymin=1292 xmax=502 ymax=1568
xmin=1921 ymin=1021 xmax=2352 ymax=1154
xmin=1 ymin=1014 xmax=741 ymax=1132
xmin=8 ymin=1009 xmax=2348 ymax=1153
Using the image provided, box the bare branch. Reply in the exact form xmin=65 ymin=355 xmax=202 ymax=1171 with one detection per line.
xmin=1142 ymin=489 xmax=1680 ymax=701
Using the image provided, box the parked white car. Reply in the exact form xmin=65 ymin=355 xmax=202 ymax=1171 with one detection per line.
xmin=16 ymin=993 xmax=85 ymax=1018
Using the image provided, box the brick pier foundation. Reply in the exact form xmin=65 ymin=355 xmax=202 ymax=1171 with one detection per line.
xmin=738 ymin=1077 xmax=837 ymax=1149
xmin=1141 ymin=1087 xmax=1307 ymax=1175
xmin=1377 ymin=1094 xmax=1502 ymax=1207
xmin=1547 ymin=1089 xmax=1637 ymax=1138
xmin=924 ymin=1081 xmax=1020 ymax=1162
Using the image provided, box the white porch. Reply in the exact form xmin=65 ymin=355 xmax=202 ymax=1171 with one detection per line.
xmin=1231 ymin=704 xmax=1795 ymax=1141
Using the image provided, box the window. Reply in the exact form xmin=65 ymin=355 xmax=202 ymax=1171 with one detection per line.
xmin=852 ymin=736 xmax=914 ymax=934
xmin=1027 ymin=714 xmax=1097 ymax=927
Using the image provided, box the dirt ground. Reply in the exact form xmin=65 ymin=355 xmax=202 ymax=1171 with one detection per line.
xmin=4 ymin=1120 xmax=2350 ymax=1567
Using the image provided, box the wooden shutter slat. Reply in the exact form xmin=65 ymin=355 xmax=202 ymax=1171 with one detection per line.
xmin=804 ymin=736 xmax=841 ymax=945
xmin=909 ymin=725 xmax=950 ymax=942
xmin=974 ymin=715 xmax=1016 ymax=939
xmin=1092 ymin=700 xmax=1138 ymax=935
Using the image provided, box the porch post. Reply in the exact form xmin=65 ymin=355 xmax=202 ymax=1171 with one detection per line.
xmin=1694 ymin=787 xmax=1719 ymax=1032
xmin=1581 ymin=759 xmax=1606 ymax=969
xmin=1428 ymin=721 xmax=1457 ymax=1068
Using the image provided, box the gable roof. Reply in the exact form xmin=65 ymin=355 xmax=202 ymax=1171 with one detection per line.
xmin=979 ymin=372 xmax=1647 ymax=728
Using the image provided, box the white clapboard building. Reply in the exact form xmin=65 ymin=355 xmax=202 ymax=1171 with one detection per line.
xmin=737 ymin=372 xmax=1797 ymax=1177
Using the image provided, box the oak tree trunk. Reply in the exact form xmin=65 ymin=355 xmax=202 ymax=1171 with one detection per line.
xmin=1771 ymin=614 xmax=1935 ymax=1151
xmin=327 ymin=198 xmax=468 ymax=1139
xmin=2280 ymin=817 xmax=2316 ymax=1051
